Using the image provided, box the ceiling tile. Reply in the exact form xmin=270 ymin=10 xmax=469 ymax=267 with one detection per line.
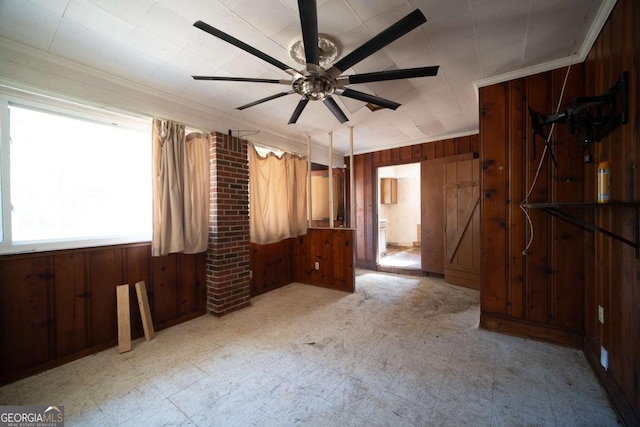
xmin=86 ymin=0 xmax=154 ymax=25
xmin=150 ymin=62 xmax=195 ymax=91
xmin=412 ymin=0 xmax=471 ymax=19
xmin=0 ymin=1 xmax=61 ymax=51
xmin=423 ymin=8 xmax=475 ymax=45
xmin=156 ymin=0 xmax=214 ymax=22
xmin=317 ymin=0 xmax=361 ymax=37
xmin=363 ymin=4 xmax=415 ymax=35
xmin=228 ymin=0 xmax=297 ymax=37
xmin=185 ymin=32 xmax=248 ymax=67
xmin=383 ymin=30 xmax=433 ymax=65
xmin=332 ymin=24 xmax=372 ymax=62
xmin=128 ymin=28 xmax=182 ymax=64
xmin=347 ymin=0 xmax=407 ymax=22
xmin=64 ymin=0 xmax=135 ymax=44
xmin=48 ymin=17 xmax=120 ymax=68
xmin=139 ymin=3 xmax=198 ymax=48
xmin=252 ymin=37 xmax=298 ymax=71
xmin=220 ymin=54 xmax=270 ymax=80
xmin=100 ymin=46 xmax=162 ymax=82
xmin=350 ymin=52 xmax=395 ymax=74
xmin=26 ymin=0 xmax=69 ymax=15
xmin=472 ymin=0 xmax=528 ymax=23
xmin=417 ymin=119 xmax=446 ymax=136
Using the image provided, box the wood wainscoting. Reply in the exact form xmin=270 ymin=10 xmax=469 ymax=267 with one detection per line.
xmin=0 ymin=243 xmax=206 ymax=384
xmin=250 ymin=228 xmax=355 ymax=295
xmin=250 ymin=238 xmax=294 ymax=296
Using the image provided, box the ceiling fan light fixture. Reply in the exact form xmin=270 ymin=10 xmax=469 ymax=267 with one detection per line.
xmin=289 ymin=35 xmax=338 ymax=68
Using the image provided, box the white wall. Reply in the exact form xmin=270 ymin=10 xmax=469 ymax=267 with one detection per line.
xmin=378 ymin=163 xmax=420 ymax=247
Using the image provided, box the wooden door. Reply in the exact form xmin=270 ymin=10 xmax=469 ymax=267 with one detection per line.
xmin=444 ymin=158 xmax=480 ymax=289
xmin=421 ymin=153 xmax=474 ymax=275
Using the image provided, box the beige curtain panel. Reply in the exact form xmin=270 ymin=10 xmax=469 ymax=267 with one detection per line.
xmin=152 ymin=119 xmax=209 ymax=256
xmin=249 ymin=144 xmax=307 ymax=245
xmin=183 ymin=132 xmax=210 ymax=253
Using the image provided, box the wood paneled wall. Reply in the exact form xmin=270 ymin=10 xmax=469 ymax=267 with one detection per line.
xmin=351 ymin=135 xmax=479 ymax=269
xmin=250 ymin=228 xmax=355 ymax=295
xmin=583 ymin=0 xmax=639 ymax=423
xmin=0 ymin=244 xmax=206 ymax=384
xmin=294 ymin=228 xmax=355 ymax=292
xmin=250 ymin=239 xmax=294 ymax=295
xmin=480 ymin=0 xmax=639 ymax=422
xmin=479 ymin=64 xmax=587 ymax=347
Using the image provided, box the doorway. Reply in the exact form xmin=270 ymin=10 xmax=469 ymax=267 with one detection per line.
xmin=377 ymin=163 xmax=421 ymax=272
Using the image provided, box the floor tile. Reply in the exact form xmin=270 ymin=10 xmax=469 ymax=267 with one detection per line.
xmin=0 ymin=271 xmax=620 ymax=427
xmin=366 ymin=389 xmax=434 ymax=427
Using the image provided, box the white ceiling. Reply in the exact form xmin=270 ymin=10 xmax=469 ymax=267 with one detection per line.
xmin=0 ymin=0 xmax=613 ymax=155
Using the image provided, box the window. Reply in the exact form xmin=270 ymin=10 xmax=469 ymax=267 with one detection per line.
xmin=0 ymin=100 xmax=152 ymax=254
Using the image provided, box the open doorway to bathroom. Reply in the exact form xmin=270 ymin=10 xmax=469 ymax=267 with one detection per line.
xmin=377 ymin=163 xmax=421 ymax=273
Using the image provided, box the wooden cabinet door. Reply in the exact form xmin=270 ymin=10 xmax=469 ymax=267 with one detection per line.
xmin=444 ymin=158 xmax=480 ymax=289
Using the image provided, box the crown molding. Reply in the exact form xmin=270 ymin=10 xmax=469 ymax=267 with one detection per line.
xmin=472 ymin=0 xmax=616 ymax=92
xmin=352 ymin=129 xmax=479 ymax=156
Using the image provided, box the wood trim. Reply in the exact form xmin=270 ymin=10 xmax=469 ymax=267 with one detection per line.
xmin=584 ymin=339 xmax=639 ymax=426
xmin=480 ymin=313 xmax=583 ymax=348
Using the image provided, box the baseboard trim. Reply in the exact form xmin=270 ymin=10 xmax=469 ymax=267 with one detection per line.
xmin=584 ymin=339 xmax=639 ymax=427
xmin=479 ymin=313 xmax=583 ymax=347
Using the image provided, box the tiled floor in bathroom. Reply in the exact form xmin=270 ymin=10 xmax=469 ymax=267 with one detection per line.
xmin=0 ymin=270 xmax=620 ymax=426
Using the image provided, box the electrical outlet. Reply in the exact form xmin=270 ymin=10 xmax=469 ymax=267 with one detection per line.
xmin=598 ymin=305 xmax=604 ymax=324
xmin=314 ymin=261 xmax=320 ymax=270
xmin=600 ymin=346 xmax=609 ymax=370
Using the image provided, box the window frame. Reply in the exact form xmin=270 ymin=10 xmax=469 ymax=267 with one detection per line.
xmin=0 ymin=94 xmax=153 ymax=255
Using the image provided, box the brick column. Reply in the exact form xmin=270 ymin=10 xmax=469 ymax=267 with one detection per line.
xmin=206 ymin=133 xmax=251 ymax=315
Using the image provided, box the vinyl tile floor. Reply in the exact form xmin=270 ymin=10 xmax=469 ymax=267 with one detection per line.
xmin=0 ymin=270 xmax=620 ymax=426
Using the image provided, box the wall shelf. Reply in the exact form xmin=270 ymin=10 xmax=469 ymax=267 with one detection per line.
xmin=521 ymin=201 xmax=640 ymax=255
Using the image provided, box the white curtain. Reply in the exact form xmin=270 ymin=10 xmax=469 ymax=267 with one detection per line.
xmin=249 ymin=144 xmax=307 ymax=245
xmin=152 ymin=118 xmax=209 ymax=256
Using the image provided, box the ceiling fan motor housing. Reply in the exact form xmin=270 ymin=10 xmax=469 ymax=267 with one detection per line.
xmin=293 ymin=72 xmax=335 ymax=101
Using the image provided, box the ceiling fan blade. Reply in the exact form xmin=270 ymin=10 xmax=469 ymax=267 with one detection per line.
xmin=297 ymin=0 xmax=319 ymax=67
xmin=237 ymin=91 xmax=294 ymax=110
xmin=322 ymin=96 xmax=348 ymax=123
xmin=336 ymin=88 xmax=400 ymax=110
xmin=194 ymin=21 xmax=293 ymax=73
xmin=340 ymin=66 xmax=439 ymax=85
xmin=328 ymin=10 xmax=426 ymax=76
xmin=288 ymin=98 xmax=310 ymax=124
xmin=192 ymin=76 xmax=288 ymax=84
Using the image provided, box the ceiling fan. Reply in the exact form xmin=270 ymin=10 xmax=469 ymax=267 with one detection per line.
xmin=192 ymin=0 xmax=439 ymax=124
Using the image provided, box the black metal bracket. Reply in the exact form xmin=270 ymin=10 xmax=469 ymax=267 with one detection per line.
xmin=521 ymin=201 xmax=640 ymax=257
xmin=528 ymin=72 xmax=628 ymax=164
